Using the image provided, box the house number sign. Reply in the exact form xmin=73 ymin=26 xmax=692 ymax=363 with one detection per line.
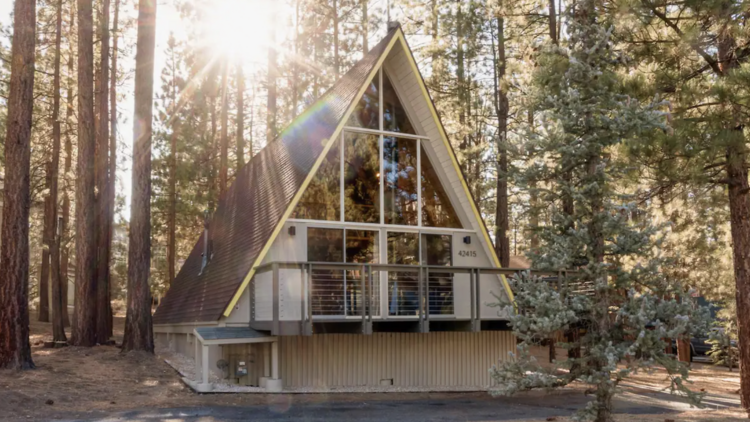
xmin=458 ymin=250 xmax=477 ymax=258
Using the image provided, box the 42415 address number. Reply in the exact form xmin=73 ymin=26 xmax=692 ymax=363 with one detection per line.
xmin=458 ymin=250 xmax=477 ymax=258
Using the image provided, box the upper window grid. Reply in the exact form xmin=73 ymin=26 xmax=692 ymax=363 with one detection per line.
xmin=293 ymin=68 xmax=462 ymax=229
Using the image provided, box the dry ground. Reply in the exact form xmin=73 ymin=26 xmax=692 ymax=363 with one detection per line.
xmin=0 ymin=315 xmax=745 ymax=421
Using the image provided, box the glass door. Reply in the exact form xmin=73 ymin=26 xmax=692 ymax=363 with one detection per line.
xmin=421 ymin=234 xmax=454 ymax=315
xmin=345 ymin=229 xmax=379 ymax=316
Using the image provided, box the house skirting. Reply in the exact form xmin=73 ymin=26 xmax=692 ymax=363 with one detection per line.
xmin=279 ymin=331 xmax=515 ymax=389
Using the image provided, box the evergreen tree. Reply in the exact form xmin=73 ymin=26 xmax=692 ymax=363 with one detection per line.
xmin=491 ymin=2 xmax=709 ymax=421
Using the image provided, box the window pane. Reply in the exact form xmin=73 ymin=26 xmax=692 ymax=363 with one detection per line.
xmin=421 ymin=148 xmax=462 ymax=228
xmin=422 ymin=234 xmax=453 ymax=315
xmin=346 ymin=75 xmax=379 ymax=130
xmin=344 ymin=132 xmax=380 ymax=223
xmin=387 ymin=232 xmax=419 ymax=316
xmin=291 ymin=142 xmax=340 ymax=221
xmin=307 ymin=227 xmax=343 ymax=262
xmin=383 ymin=137 xmax=418 ymax=225
xmin=383 ymin=72 xmax=416 ymax=134
xmin=345 ymin=230 xmax=379 ymax=316
xmin=308 ymin=228 xmax=344 ymax=316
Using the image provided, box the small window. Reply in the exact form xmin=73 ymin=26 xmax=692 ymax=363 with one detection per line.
xmin=344 ymin=132 xmax=380 ymax=223
xmin=347 ymin=74 xmax=379 ymax=130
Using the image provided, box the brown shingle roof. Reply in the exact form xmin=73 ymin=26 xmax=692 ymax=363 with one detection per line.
xmin=153 ymin=28 xmax=398 ymax=325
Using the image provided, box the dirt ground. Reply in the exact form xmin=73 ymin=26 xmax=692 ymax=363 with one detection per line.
xmin=0 ymin=315 xmax=746 ymax=421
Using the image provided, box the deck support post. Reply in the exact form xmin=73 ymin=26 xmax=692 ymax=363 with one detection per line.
xmin=265 ymin=340 xmax=283 ymax=392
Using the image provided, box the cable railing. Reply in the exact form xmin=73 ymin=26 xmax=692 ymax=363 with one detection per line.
xmin=251 ymin=262 xmax=582 ymax=335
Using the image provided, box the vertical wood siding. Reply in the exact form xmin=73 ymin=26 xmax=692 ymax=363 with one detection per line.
xmin=280 ymin=331 xmax=515 ymax=388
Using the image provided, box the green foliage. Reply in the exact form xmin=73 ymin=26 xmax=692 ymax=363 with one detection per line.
xmin=491 ymin=3 xmax=711 ymax=421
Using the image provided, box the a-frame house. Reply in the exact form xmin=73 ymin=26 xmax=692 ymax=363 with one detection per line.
xmin=154 ymin=24 xmax=518 ymax=392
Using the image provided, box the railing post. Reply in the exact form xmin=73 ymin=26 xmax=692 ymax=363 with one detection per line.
xmin=470 ymin=268 xmax=480 ymax=332
xmin=306 ymin=263 xmax=313 ymax=335
xmin=425 ymin=266 xmax=430 ymax=323
xmin=272 ymin=262 xmax=280 ymax=335
xmin=474 ymin=268 xmax=482 ymax=330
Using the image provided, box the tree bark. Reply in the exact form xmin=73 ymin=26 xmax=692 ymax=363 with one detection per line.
xmin=73 ymin=0 xmax=98 ymax=347
xmin=50 ymin=0 xmax=67 ymax=344
xmin=492 ymin=15 xmax=510 ymax=268
xmin=361 ymin=0 xmax=368 ymax=54
xmin=61 ymin=0 xmax=76 ymax=330
xmin=167 ymin=38 xmax=178 ymax=290
xmin=108 ymin=0 xmax=120 ymax=337
xmin=96 ymin=0 xmax=112 ymax=345
xmin=266 ymin=11 xmax=277 ymax=142
xmin=332 ymin=0 xmax=340 ymax=78
xmin=0 ymin=0 xmax=36 ymax=370
xmin=717 ymin=23 xmax=750 ymax=413
xmin=548 ymin=0 xmax=557 ymax=44
xmin=219 ymin=59 xmax=229 ymax=196
xmin=122 ymin=0 xmax=156 ymax=353
xmin=39 ymin=193 xmax=51 ymax=322
xmin=235 ymin=62 xmax=245 ymax=171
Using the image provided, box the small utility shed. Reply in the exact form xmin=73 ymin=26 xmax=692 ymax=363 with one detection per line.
xmin=154 ymin=23 xmax=520 ymax=392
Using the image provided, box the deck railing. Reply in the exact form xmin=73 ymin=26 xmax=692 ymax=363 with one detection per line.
xmin=252 ymin=261 xmax=579 ymax=335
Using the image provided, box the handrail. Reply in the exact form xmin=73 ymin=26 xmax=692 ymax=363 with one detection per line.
xmin=254 ymin=261 xmax=572 ymax=277
xmin=252 ymin=260 xmax=581 ymax=335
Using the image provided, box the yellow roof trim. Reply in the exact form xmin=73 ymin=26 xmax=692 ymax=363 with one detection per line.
xmin=394 ymin=36 xmax=515 ymax=302
xmin=222 ymin=31 xmax=402 ymax=317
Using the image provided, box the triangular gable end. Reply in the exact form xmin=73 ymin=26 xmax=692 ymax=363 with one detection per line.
xmin=221 ymin=28 xmax=512 ymax=318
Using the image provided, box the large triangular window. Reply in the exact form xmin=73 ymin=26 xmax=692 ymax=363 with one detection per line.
xmin=292 ymin=65 xmax=461 ymax=229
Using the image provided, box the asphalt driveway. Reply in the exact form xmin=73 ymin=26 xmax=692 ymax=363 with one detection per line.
xmin=55 ymin=387 xmax=738 ymax=422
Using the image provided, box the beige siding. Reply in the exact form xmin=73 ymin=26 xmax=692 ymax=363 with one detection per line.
xmin=279 ymin=331 xmax=515 ymax=388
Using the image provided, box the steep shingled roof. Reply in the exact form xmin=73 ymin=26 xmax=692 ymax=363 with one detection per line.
xmin=153 ymin=28 xmax=398 ymax=324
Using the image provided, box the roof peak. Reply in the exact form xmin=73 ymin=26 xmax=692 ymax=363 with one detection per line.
xmin=387 ymin=21 xmax=401 ymax=32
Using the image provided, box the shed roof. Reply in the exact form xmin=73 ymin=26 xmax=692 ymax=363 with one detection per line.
xmin=194 ymin=326 xmax=270 ymax=342
xmin=153 ymin=28 xmax=399 ymax=325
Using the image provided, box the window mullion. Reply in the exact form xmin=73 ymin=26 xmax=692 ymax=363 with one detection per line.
xmin=417 ymin=139 xmax=422 ymax=227
xmin=340 ymin=131 xmax=345 ymax=223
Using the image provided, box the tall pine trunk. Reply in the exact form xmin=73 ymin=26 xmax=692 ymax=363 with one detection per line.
xmin=716 ymin=21 xmax=750 ymax=414
xmin=50 ymin=0 xmax=67 ymax=344
xmin=73 ymin=0 xmax=98 ymax=347
xmin=219 ymin=59 xmax=229 ymax=196
xmin=39 ymin=189 xmax=51 ymax=322
xmin=492 ymin=14 xmax=510 ymax=268
xmin=332 ymin=0 xmax=339 ymax=78
xmin=235 ymin=63 xmax=245 ymax=170
xmin=122 ymin=0 xmax=156 ymax=353
xmin=167 ymin=39 xmax=178 ymax=290
xmin=61 ymin=2 xmax=76 ymax=330
xmin=108 ymin=0 xmax=120 ymax=337
xmin=266 ymin=12 xmax=277 ymax=142
xmin=0 ymin=0 xmax=36 ymax=369
xmin=96 ymin=0 xmax=112 ymax=344
xmin=361 ymin=0 xmax=368 ymax=54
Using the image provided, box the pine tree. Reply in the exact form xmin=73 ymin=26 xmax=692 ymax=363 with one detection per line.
xmin=491 ymin=2 xmax=709 ymax=421
xmin=73 ymin=0 xmax=98 ymax=347
xmin=123 ymin=0 xmax=156 ymax=353
xmin=0 ymin=0 xmax=36 ymax=370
